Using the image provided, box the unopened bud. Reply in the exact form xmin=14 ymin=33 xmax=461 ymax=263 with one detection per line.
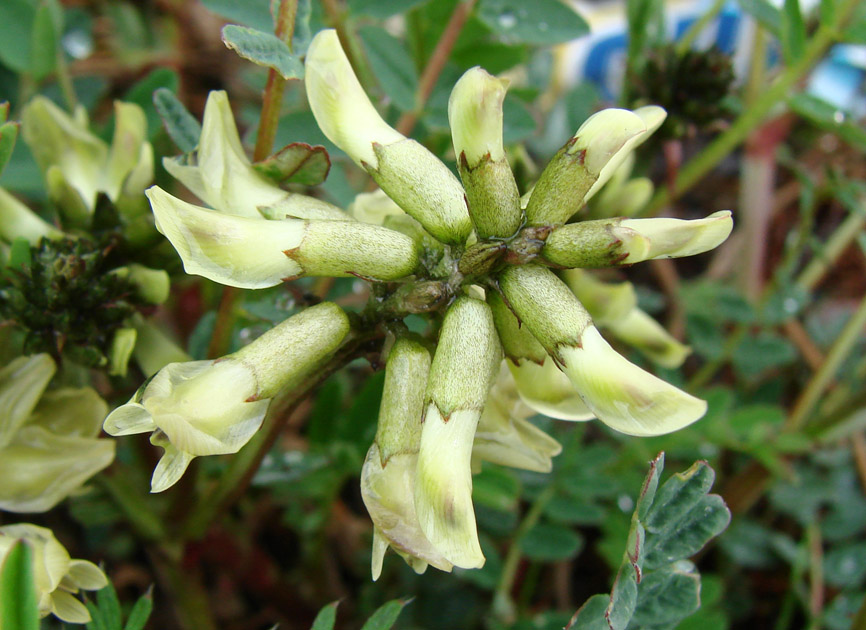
xmin=525 ymin=109 xmax=648 ymax=227
xmin=458 ymin=240 xmax=506 ymax=276
xmin=449 ymin=67 xmax=521 ymax=238
xmin=305 ymin=30 xmax=472 ymax=244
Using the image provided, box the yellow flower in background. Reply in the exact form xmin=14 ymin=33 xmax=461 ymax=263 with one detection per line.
xmin=0 ymin=354 xmax=114 ymax=513
xmin=0 ymin=523 xmax=108 ymax=623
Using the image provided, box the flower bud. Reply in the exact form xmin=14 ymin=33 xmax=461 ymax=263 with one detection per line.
xmin=449 ymin=67 xmax=521 ymax=238
xmin=163 ymin=90 xmax=289 ymax=217
xmin=542 ymin=211 xmax=732 ymax=268
xmin=0 ymin=524 xmax=108 ymax=623
xmin=0 ymin=187 xmax=63 ymax=245
xmin=305 ymin=29 xmax=472 ymax=244
xmin=472 ymin=362 xmax=562 ymax=473
xmin=104 ymin=302 xmax=351 ymax=491
xmin=108 ymin=327 xmax=137 ymax=377
xmin=415 ymin=297 xmax=501 ymax=568
xmin=525 ymin=109 xmax=648 ymax=227
xmin=499 ymin=265 xmax=706 ymax=436
xmin=0 ymin=355 xmax=114 ymax=513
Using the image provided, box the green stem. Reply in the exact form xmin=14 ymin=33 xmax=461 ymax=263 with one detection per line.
xmin=641 ymin=0 xmax=860 ymax=216
xmin=253 ymin=0 xmax=298 ymax=162
xmin=674 ymin=0 xmax=727 ymax=56
xmin=787 ymin=293 xmax=866 ymax=430
xmin=797 ymin=201 xmax=866 ymax=292
xmin=492 ymin=485 xmax=556 ymax=622
xmin=95 ymin=474 xmax=166 ymax=541
xmin=55 ymin=48 xmax=77 ymax=112
xmin=148 ymin=548 xmax=218 ymax=630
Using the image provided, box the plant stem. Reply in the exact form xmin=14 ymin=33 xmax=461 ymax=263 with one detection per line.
xmin=787 ymin=293 xmax=866 ymax=430
xmin=209 ymin=0 xmax=299 ymax=361
xmin=395 ymin=0 xmax=477 ymax=136
xmin=253 ymin=0 xmax=299 ymax=163
xmin=675 ymin=0 xmax=727 ymax=56
xmin=95 ymin=474 xmax=166 ymax=541
xmin=796 ymin=200 xmax=866 ymax=291
xmin=492 ymin=485 xmax=556 ymax=622
xmin=148 ymin=547 xmax=218 ymax=630
xmin=641 ymin=0 xmax=861 ymax=216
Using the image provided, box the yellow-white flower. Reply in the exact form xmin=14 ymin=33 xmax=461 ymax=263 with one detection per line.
xmin=104 ymin=302 xmax=351 ymax=492
xmin=360 ymin=337 xmax=454 ymax=579
xmin=414 ymin=297 xmax=501 ymax=569
xmin=498 ymin=265 xmax=706 ymax=436
xmin=21 ymin=97 xmax=153 ymax=215
xmin=0 ymin=354 xmax=115 ymax=513
xmin=0 ymin=523 xmax=108 ymax=623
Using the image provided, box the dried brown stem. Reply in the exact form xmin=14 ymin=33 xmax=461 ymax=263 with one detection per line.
xmin=395 ymin=0 xmax=477 ymax=136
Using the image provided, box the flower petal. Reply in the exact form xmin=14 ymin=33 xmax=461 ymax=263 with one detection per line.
xmin=149 ymin=438 xmax=196 ymax=493
xmin=620 ymin=210 xmax=734 ymax=261
xmin=558 ymin=326 xmax=706 ymax=436
xmin=508 ymin=357 xmax=595 ymax=421
xmin=103 ymin=402 xmax=156 ymax=436
xmin=50 ymin=590 xmax=91 ymax=623
xmin=146 ymin=186 xmax=304 ymax=289
xmin=65 ymin=560 xmax=108 ymax=591
xmin=415 ymin=405 xmax=484 ymax=569
xmin=0 ymin=354 xmax=56 ymax=449
xmin=304 ymin=29 xmax=405 ymax=168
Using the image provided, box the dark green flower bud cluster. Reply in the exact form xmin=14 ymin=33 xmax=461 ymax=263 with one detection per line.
xmin=1 ymin=236 xmax=145 ymax=367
